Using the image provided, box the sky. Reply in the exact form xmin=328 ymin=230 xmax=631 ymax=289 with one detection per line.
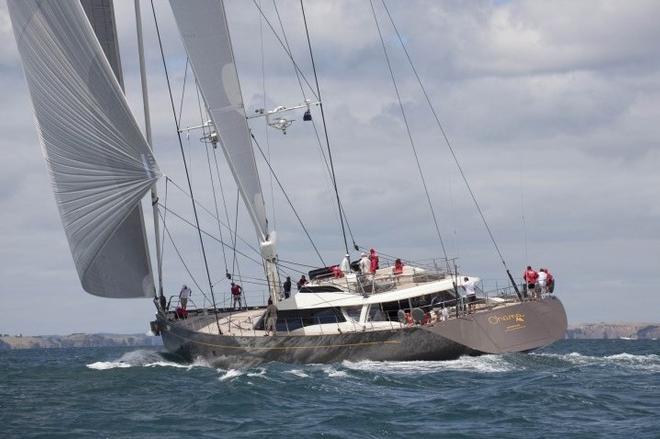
xmin=0 ymin=0 xmax=658 ymax=335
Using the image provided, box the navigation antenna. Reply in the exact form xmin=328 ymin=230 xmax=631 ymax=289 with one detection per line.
xmin=249 ymin=99 xmax=320 ymax=135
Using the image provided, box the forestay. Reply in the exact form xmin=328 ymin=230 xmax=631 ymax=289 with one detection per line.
xmin=169 ymin=0 xmax=269 ymax=241
xmin=8 ymin=0 xmax=160 ymax=298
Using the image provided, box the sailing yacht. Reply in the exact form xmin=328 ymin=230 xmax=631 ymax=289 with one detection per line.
xmin=8 ymin=0 xmax=567 ymax=366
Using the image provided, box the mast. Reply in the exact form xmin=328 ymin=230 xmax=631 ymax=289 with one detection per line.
xmin=134 ymin=0 xmax=165 ymax=306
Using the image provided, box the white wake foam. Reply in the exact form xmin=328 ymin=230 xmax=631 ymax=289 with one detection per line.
xmin=342 ymin=355 xmax=515 ymax=374
xmin=218 ymin=369 xmax=243 ymax=381
xmin=286 ymin=369 xmax=310 ymax=378
xmin=86 ymin=349 xmax=201 ymax=370
xmin=323 ymin=366 xmax=348 ymax=378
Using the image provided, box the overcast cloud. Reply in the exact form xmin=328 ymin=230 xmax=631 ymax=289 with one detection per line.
xmin=0 ymin=0 xmax=658 ymax=335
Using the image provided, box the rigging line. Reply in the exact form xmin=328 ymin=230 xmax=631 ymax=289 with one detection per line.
xmin=520 ymin=152 xmax=529 ymax=266
xmin=205 ymin=141 xmax=230 ymax=273
xmin=231 ymin=189 xmax=240 ymax=278
xmin=157 ymin=203 xmax=266 ymax=268
xmin=176 ymin=57 xmax=189 ymax=128
xmin=194 ymin=78 xmax=230 ymax=274
xmin=274 ymin=0 xmax=358 ymax=251
xmin=273 ymin=0 xmax=306 ymax=99
xmin=164 ymin=176 xmax=264 ymax=259
xmin=259 ymin=1 xmax=276 ymax=229
xmin=273 ymin=262 xmax=306 ymax=276
xmin=159 ymin=211 xmax=210 ymax=302
xmin=251 ymin=132 xmax=326 ymax=266
xmin=369 ymin=0 xmax=449 ymax=266
xmin=277 ymin=258 xmax=320 ymax=269
xmin=212 ymin=147 xmax=237 ymax=274
xmin=251 ymin=0 xmax=319 ymax=101
xmin=380 ymin=1 xmax=514 ymax=276
xmin=300 ymin=0 xmax=350 ymax=257
xmin=158 ymin=177 xmax=170 ymax=280
xmin=150 ymin=0 xmax=222 ymax=328
xmin=230 ymin=189 xmax=248 ymax=307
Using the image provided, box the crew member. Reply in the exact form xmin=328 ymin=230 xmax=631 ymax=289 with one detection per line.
xmin=264 ymin=298 xmax=278 ymax=336
xmin=359 ymin=252 xmax=370 ymax=274
xmin=331 ymin=265 xmax=344 ymax=278
xmin=231 ymin=282 xmax=243 ymax=310
xmin=537 ymin=268 xmax=548 ymax=298
xmin=523 ymin=266 xmax=538 ymax=298
xmin=283 ymin=276 xmax=292 ymax=299
xmin=340 ymin=254 xmax=351 ymax=274
xmin=297 ymin=275 xmax=308 ymax=291
xmin=441 ymin=304 xmax=449 ymax=322
xmin=393 ymin=258 xmax=404 ymax=275
xmin=369 ymin=248 xmax=379 ymax=273
xmin=462 ymin=276 xmax=477 ymax=313
xmin=546 ymin=269 xmax=555 ymax=293
xmin=179 ymin=284 xmax=191 ymax=310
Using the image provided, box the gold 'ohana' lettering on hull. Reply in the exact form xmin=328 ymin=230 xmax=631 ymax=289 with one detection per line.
xmin=488 ymin=313 xmax=527 ymax=332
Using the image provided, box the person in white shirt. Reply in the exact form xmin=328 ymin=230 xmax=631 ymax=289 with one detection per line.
xmin=462 ymin=277 xmax=477 ymax=313
xmin=359 ymin=252 xmax=370 ymax=274
xmin=340 ymin=254 xmax=351 ymax=274
xmin=536 ymin=268 xmax=548 ymax=298
xmin=441 ymin=305 xmax=449 ymax=322
xmin=179 ymin=284 xmax=191 ymax=310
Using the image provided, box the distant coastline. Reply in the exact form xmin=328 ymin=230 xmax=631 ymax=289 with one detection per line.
xmin=0 ymin=333 xmax=162 ymax=350
xmin=0 ymin=323 xmax=657 ymax=350
xmin=565 ymin=323 xmax=659 ymax=340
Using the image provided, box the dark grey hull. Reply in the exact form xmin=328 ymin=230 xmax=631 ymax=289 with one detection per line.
xmin=156 ymin=296 xmax=567 ymax=367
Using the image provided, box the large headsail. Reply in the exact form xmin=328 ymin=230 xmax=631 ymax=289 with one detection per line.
xmin=169 ymin=0 xmax=269 ymax=241
xmin=8 ymin=0 xmax=160 ymax=298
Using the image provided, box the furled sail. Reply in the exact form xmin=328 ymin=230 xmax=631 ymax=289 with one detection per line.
xmin=169 ymin=0 xmax=269 ymax=241
xmin=8 ymin=0 xmax=160 ymax=298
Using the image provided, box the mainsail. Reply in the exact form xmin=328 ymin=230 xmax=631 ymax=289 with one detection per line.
xmin=169 ymin=0 xmax=269 ymax=241
xmin=8 ymin=0 xmax=160 ymax=298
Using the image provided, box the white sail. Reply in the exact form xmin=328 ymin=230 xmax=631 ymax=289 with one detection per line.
xmin=8 ymin=0 xmax=160 ymax=298
xmin=169 ymin=0 xmax=269 ymax=241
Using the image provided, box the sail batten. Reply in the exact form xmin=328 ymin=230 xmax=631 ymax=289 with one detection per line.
xmin=8 ymin=0 xmax=160 ymax=298
xmin=169 ymin=0 xmax=269 ymax=241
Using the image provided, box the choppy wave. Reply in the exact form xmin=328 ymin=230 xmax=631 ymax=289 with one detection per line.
xmin=218 ymin=369 xmax=243 ymax=381
xmin=84 ymin=347 xmax=660 ymax=377
xmin=286 ymin=369 xmax=309 ymax=378
xmin=86 ymin=349 xmax=208 ymax=371
xmin=531 ymin=351 xmax=660 ymax=371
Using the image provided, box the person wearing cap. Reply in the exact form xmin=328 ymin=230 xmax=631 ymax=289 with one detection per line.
xmin=340 ymin=253 xmax=351 ymax=274
xmin=359 ymin=252 xmax=370 ymax=274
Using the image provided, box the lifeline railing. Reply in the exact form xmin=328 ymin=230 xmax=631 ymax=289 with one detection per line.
xmin=164 ymin=282 xmax=541 ymax=336
xmin=311 ymin=266 xmax=451 ymax=297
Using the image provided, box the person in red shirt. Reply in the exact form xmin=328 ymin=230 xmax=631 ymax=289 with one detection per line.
xmin=523 ymin=266 xmax=538 ymax=298
xmin=393 ymin=258 xmax=404 ymax=275
xmin=231 ymin=282 xmax=243 ymax=310
xmin=545 ymin=268 xmax=555 ymax=293
xmin=369 ymin=248 xmax=379 ymax=274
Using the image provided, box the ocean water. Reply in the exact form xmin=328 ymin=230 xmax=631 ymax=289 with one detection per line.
xmin=1 ymin=340 xmax=658 ymax=438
